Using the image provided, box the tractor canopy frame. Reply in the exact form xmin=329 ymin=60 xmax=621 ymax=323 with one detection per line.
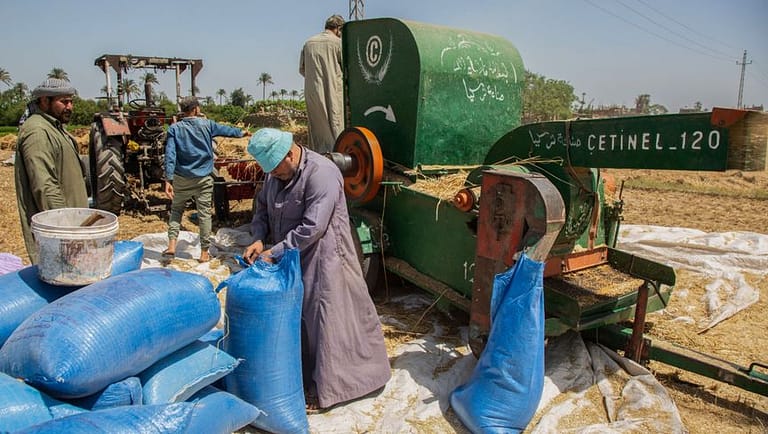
xmin=94 ymin=54 xmax=203 ymax=110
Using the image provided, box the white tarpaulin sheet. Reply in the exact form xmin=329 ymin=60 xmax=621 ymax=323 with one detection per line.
xmin=132 ymin=226 xmax=699 ymax=432
xmin=617 ymin=224 xmax=768 ymax=330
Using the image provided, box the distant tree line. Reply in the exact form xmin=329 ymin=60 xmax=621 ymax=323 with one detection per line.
xmin=0 ymin=68 xmax=308 ymax=127
xmin=0 ymin=66 xmax=674 ymax=128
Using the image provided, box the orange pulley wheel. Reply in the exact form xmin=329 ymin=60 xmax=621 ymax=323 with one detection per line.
xmin=333 ymin=127 xmax=384 ymax=204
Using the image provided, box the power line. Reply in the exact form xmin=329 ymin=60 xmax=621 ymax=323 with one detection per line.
xmin=749 ymin=60 xmax=768 ymax=86
xmin=617 ymin=0 xmax=737 ymax=61
xmin=582 ymin=0 xmax=734 ymax=63
xmin=633 ymin=0 xmax=741 ymax=54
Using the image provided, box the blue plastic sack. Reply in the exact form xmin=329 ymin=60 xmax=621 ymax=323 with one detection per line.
xmin=140 ymin=340 xmax=240 ymax=404
xmin=0 ymin=268 xmax=220 ymax=399
xmin=0 ymin=240 xmax=145 ymax=347
xmin=0 ymin=266 xmax=73 ymax=348
xmin=450 ymin=254 xmax=546 ymax=433
xmin=111 ymin=240 xmax=144 ymax=275
xmin=219 ymin=250 xmax=308 ymax=434
xmin=0 ymin=372 xmax=84 ymax=432
xmin=186 ymin=386 xmax=264 ymax=433
xmin=66 ymin=376 xmax=142 ymax=410
xmin=16 ymin=388 xmax=263 ymax=434
xmin=14 ymin=402 xmax=194 ymax=433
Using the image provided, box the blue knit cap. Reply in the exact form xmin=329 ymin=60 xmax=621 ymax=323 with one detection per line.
xmin=247 ymin=128 xmax=293 ymax=173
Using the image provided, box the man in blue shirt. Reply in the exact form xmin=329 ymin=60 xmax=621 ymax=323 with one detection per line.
xmin=164 ymin=96 xmax=249 ymax=262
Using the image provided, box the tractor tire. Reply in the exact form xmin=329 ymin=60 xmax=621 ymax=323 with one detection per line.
xmin=89 ymin=121 xmax=126 ymax=215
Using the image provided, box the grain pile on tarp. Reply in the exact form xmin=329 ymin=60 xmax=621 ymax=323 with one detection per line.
xmin=0 ymin=267 xmax=262 ymax=432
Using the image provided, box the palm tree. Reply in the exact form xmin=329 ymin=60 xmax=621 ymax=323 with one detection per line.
xmin=11 ymin=82 xmax=28 ymax=103
xmin=279 ymin=89 xmax=288 ymax=101
xmin=290 ymin=90 xmax=299 ymax=101
xmin=0 ymin=68 xmax=11 ymax=87
xmin=258 ymin=72 xmax=273 ymax=101
xmin=140 ymin=72 xmax=159 ymax=103
xmin=48 ymin=68 xmax=69 ymax=81
xmin=204 ymin=96 xmax=214 ymax=105
xmin=141 ymin=73 xmax=158 ymax=89
xmin=217 ymin=88 xmax=227 ymax=105
xmin=270 ymin=90 xmax=279 ymax=101
xmin=121 ymin=79 xmax=139 ymax=104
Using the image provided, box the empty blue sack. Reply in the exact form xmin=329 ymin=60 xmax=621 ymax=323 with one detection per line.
xmin=450 ymin=254 xmax=546 ymax=433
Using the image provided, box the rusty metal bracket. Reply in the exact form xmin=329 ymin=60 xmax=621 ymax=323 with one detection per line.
xmin=468 ymin=170 xmax=565 ymax=356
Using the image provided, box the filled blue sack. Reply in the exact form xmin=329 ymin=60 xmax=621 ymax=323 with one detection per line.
xmin=14 ymin=402 xmax=194 ymax=433
xmin=0 ymin=240 xmax=145 ymax=347
xmin=0 ymin=372 xmax=84 ymax=432
xmin=16 ymin=388 xmax=262 ymax=434
xmin=186 ymin=386 xmax=264 ymax=433
xmin=450 ymin=254 xmax=546 ymax=433
xmin=219 ymin=250 xmax=308 ymax=434
xmin=111 ymin=240 xmax=144 ymax=275
xmin=66 ymin=376 xmax=142 ymax=410
xmin=140 ymin=339 xmax=240 ymax=404
xmin=0 ymin=268 xmax=220 ymax=399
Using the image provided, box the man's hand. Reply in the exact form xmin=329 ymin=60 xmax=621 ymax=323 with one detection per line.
xmin=243 ymin=240 xmax=265 ymax=264
xmin=165 ymin=181 xmax=174 ymax=199
xmin=260 ymin=249 xmax=274 ymax=264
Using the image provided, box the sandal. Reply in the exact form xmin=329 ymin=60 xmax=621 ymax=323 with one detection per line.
xmin=162 ymin=249 xmax=176 ymax=258
xmin=198 ymin=251 xmax=210 ymax=263
xmin=305 ymin=392 xmax=325 ymax=415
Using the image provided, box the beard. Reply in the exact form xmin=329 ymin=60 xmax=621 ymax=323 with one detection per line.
xmin=58 ymin=110 xmax=72 ymax=123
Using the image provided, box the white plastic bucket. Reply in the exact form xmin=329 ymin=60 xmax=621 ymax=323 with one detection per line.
xmin=31 ymin=208 xmax=119 ymax=286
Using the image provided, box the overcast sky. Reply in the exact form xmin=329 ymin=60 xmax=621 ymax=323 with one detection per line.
xmin=1 ymin=0 xmax=766 ymax=112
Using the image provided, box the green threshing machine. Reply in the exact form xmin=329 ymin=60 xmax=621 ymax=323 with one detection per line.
xmin=328 ymin=18 xmax=768 ymax=396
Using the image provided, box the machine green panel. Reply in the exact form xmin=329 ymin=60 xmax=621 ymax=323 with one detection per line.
xmin=485 ymin=112 xmax=734 ymax=171
xmin=343 ymin=18 xmax=525 ymax=168
xmin=379 ymin=186 xmax=477 ymax=297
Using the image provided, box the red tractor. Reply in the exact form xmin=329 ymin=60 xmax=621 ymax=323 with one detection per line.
xmin=88 ymin=54 xmax=262 ymax=220
xmin=88 ymin=54 xmax=201 ymax=214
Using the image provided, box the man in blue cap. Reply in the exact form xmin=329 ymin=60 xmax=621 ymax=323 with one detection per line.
xmin=15 ymin=77 xmax=88 ymax=263
xmin=244 ymin=128 xmax=390 ymax=412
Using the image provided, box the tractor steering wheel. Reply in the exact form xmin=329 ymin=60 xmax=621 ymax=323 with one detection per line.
xmin=127 ymin=98 xmax=147 ymax=109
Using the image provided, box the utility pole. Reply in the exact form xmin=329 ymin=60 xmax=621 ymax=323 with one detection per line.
xmin=349 ymin=0 xmax=364 ymax=21
xmin=736 ymin=50 xmax=751 ymax=108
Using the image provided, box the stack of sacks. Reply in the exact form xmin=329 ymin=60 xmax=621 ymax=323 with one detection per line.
xmin=0 ymin=240 xmax=144 ymax=346
xmin=0 ymin=267 xmax=262 ymax=433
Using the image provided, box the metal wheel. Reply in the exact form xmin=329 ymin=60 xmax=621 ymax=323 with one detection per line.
xmin=89 ymin=121 xmax=126 ymax=214
xmin=333 ymin=127 xmax=384 ymax=204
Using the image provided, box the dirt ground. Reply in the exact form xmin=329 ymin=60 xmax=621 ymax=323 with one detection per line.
xmin=0 ymin=131 xmax=766 ymax=433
